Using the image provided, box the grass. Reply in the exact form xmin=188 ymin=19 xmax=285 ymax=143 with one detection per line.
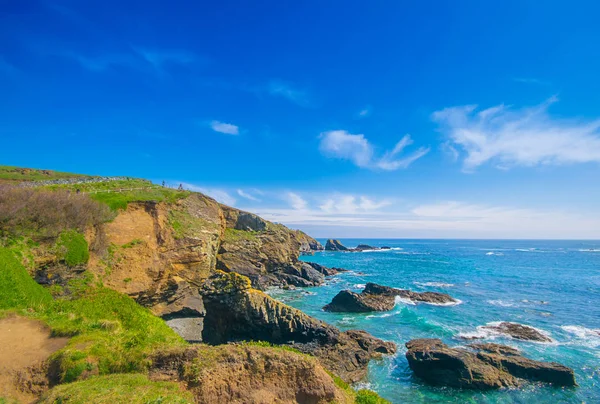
xmin=0 ymin=247 xmax=186 ymax=384
xmin=223 ymin=227 xmax=259 ymax=243
xmin=55 ymin=230 xmax=89 ymax=267
xmin=38 ymin=373 xmax=193 ymax=404
xmin=326 ymin=370 xmax=391 ymax=404
xmin=241 ymin=340 xmax=306 ymax=356
xmin=0 ymin=165 xmax=86 ymax=183
xmin=44 ymin=179 xmax=189 ymax=210
xmin=168 ymin=209 xmax=219 ymax=240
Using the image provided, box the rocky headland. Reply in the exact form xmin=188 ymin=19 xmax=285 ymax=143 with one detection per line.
xmin=324 ymin=282 xmax=459 ymax=312
xmin=405 ymin=339 xmax=576 ymax=389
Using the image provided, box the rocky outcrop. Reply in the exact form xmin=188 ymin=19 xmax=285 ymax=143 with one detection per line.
xmin=353 ymin=244 xmax=377 ymax=251
xmin=405 ymin=339 xmax=576 ymax=389
xmin=325 ymin=239 xmax=348 ymax=251
xmin=481 ymin=322 xmax=552 ymax=343
xmin=201 ymin=271 xmax=396 ymax=382
xmin=304 ymin=262 xmax=347 ymax=277
xmin=324 ymin=283 xmax=458 ymax=312
xmin=150 ymin=344 xmax=353 ymax=404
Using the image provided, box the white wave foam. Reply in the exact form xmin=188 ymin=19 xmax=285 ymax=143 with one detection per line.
xmin=578 ymin=248 xmax=600 ymax=252
xmin=353 ymin=284 xmax=366 ymax=289
xmin=487 ymin=299 xmax=516 ymax=307
xmin=485 ymin=251 xmax=504 ymax=256
xmin=394 ymin=296 xmax=416 ymax=306
xmin=561 ymin=325 xmax=600 ymax=348
xmin=396 ymin=252 xmax=430 ymax=255
xmin=414 ymin=281 xmax=454 ymax=288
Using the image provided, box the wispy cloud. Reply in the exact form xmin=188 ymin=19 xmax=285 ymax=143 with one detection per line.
xmin=237 ymin=189 xmax=261 ymax=202
xmin=284 ymin=192 xmax=308 ymax=210
xmin=210 ymin=120 xmax=239 ymax=135
xmin=433 ymin=97 xmax=600 ymax=171
xmin=268 ymin=80 xmax=311 ymax=107
xmin=319 ymin=194 xmax=392 ymax=214
xmin=62 ymin=47 xmax=200 ymax=74
xmin=512 ymin=77 xmax=550 ymax=86
xmin=358 ymin=107 xmax=371 ymax=118
xmin=319 ymin=130 xmax=429 ymax=171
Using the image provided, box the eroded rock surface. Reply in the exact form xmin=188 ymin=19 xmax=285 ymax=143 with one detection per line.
xmin=405 ymin=339 xmax=576 ymax=389
xmin=201 ymin=271 xmax=396 ymax=382
xmin=481 ymin=322 xmax=552 ymax=343
xmin=324 ymin=283 xmax=458 ymax=312
xmin=325 ymin=239 xmax=348 ymax=251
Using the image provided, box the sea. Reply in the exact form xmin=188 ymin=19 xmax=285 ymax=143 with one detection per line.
xmin=267 ymin=239 xmax=600 ymax=403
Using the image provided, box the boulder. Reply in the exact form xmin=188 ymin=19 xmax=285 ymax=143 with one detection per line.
xmin=325 ymin=239 xmax=348 ymax=251
xmin=405 ymin=339 xmax=576 ymax=389
xmin=481 ymin=322 xmax=552 ymax=343
xmin=323 ymin=283 xmax=458 ymax=312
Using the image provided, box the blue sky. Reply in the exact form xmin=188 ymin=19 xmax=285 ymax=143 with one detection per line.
xmin=2 ymin=1 xmax=600 ymax=238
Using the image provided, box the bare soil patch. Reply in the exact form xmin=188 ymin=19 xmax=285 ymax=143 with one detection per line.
xmin=0 ymin=317 xmax=68 ymax=403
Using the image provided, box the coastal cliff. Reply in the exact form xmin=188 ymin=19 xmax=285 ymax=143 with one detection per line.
xmin=0 ymin=167 xmax=392 ymax=403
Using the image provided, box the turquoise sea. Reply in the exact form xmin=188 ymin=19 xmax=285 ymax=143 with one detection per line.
xmin=268 ymin=239 xmax=600 ymax=403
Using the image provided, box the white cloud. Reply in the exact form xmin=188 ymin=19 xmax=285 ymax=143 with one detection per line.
xmin=433 ymin=97 xmax=600 ymax=171
xmin=358 ymin=107 xmax=371 ymax=117
xmin=284 ymin=192 xmax=308 ymax=210
xmin=237 ymin=189 xmax=261 ymax=202
xmin=210 ymin=120 xmax=239 ymax=135
xmin=179 ymin=183 xmax=236 ymax=206
xmin=319 ymin=130 xmax=429 ymax=170
xmin=319 ymin=194 xmax=392 ymax=214
xmin=268 ymin=80 xmax=310 ymax=107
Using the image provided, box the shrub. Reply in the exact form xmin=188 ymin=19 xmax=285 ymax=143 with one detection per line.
xmin=0 ymin=186 xmax=112 ymax=239
xmin=56 ymin=230 xmax=90 ymax=267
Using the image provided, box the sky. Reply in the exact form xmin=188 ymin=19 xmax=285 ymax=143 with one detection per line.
xmin=1 ymin=0 xmax=600 ymax=239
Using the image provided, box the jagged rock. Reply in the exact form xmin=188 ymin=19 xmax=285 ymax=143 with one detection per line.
xmin=405 ymin=339 xmax=576 ymax=389
xmin=295 ymin=230 xmax=324 ymax=252
xmin=325 ymin=239 xmax=348 ymax=251
xmin=201 ymin=271 xmax=396 ymax=382
xmin=304 ymin=262 xmax=347 ymax=276
xmin=481 ymin=322 xmax=552 ymax=343
xmin=221 ymin=206 xmax=268 ymax=232
xmin=323 ymin=282 xmax=457 ymax=312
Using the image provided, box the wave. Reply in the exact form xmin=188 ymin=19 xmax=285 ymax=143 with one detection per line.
xmin=485 ymin=251 xmax=504 ymax=256
xmin=414 ymin=281 xmax=454 ymax=288
xmin=395 ymin=252 xmax=431 ymax=255
xmin=394 ymin=295 xmax=416 ymax=306
xmin=360 ymin=247 xmax=403 ymax=252
xmin=353 ymin=283 xmax=366 ymax=289
xmin=578 ymin=248 xmax=600 ymax=252
xmin=394 ymin=294 xmax=462 ymax=307
xmin=487 ymin=299 xmax=516 ymax=307
xmin=560 ymin=325 xmax=600 ymax=348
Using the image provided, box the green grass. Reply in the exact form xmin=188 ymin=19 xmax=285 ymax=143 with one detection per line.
xmin=0 ymin=165 xmax=86 ymax=182
xmin=39 ymin=374 xmax=193 ymax=404
xmin=0 ymin=247 xmax=186 ymax=384
xmin=223 ymin=227 xmax=259 ymax=242
xmin=44 ymin=179 xmax=190 ymax=210
xmin=55 ymin=230 xmax=89 ymax=267
xmin=241 ymin=340 xmax=306 ymax=356
xmin=168 ymin=209 xmax=219 ymax=240
xmin=355 ymin=389 xmax=391 ymax=404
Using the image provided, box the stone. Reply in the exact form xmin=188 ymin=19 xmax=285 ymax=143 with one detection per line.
xmin=405 ymin=339 xmax=576 ymax=389
xmin=481 ymin=322 xmax=552 ymax=343
xmin=325 ymin=239 xmax=348 ymax=251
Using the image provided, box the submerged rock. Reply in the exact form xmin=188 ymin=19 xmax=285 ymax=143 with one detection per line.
xmin=201 ymin=271 xmax=396 ymax=382
xmin=481 ymin=322 xmax=552 ymax=343
xmin=325 ymin=239 xmax=348 ymax=251
xmin=405 ymin=339 xmax=576 ymax=389
xmin=323 ymin=282 xmax=458 ymax=312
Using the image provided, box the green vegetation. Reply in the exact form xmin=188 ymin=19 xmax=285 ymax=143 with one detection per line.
xmin=169 ymin=209 xmax=219 ymax=239
xmin=224 ymin=227 xmax=258 ymax=242
xmin=55 ymin=230 xmax=89 ymax=266
xmin=355 ymin=389 xmax=391 ymax=404
xmin=121 ymin=239 xmax=145 ymax=248
xmin=241 ymin=340 xmax=306 ymax=355
xmin=39 ymin=374 xmax=193 ymax=404
xmin=0 ymin=165 xmax=86 ymax=183
xmin=0 ymin=247 xmax=185 ymax=384
xmin=44 ymin=179 xmax=189 ymax=210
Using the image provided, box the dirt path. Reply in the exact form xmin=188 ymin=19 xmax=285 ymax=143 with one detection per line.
xmin=0 ymin=317 xmax=68 ymax=403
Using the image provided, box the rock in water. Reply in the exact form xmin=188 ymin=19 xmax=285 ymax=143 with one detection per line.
xmin=201 ymin=271 xmax=396 ymax=382
xmin=325 ymin=239 xmax=348 ymax=251
xmin=481 ymin=322 xmax=552 ymax=342
xmin=323 ymin=282 xmax=457 ymax=312
xmin=353 ymin=244 xmax=377 ymax=251
xmin=405 ymin=339 xmax=576 ymax=389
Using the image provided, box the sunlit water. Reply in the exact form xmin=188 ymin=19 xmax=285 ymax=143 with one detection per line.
xmin=267 ymin=239 xmax=600 ymax=403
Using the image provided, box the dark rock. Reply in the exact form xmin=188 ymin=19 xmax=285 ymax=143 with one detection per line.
xmin=304 ymin=262 xmax=346 ymax=277
xmin=353 ymin=244 xmax=378 ymax=251
xmin=325 ymin=239 xmax=348 ymax=251
xmin=201 ymin=271 xmax=396 ymax=382
xmin=323 ymin=282 xmax=458 ymax=312
xmin=481 ymin=322 xmax=552 ymax=343
xmin=405 ymin=339 xmax=576 ymax=389
xmin=381 ymin=246 xmax=391 ymax=249
xmin=300 ymin=263 xmax=326 ymax=284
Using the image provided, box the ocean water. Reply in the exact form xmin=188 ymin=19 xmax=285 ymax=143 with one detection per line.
xmin=267 ymin=239 xmax=600 ymax=403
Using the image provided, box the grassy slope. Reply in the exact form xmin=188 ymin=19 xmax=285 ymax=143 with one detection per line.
xmin=0 ymin=165 xmax=87 ymax=182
